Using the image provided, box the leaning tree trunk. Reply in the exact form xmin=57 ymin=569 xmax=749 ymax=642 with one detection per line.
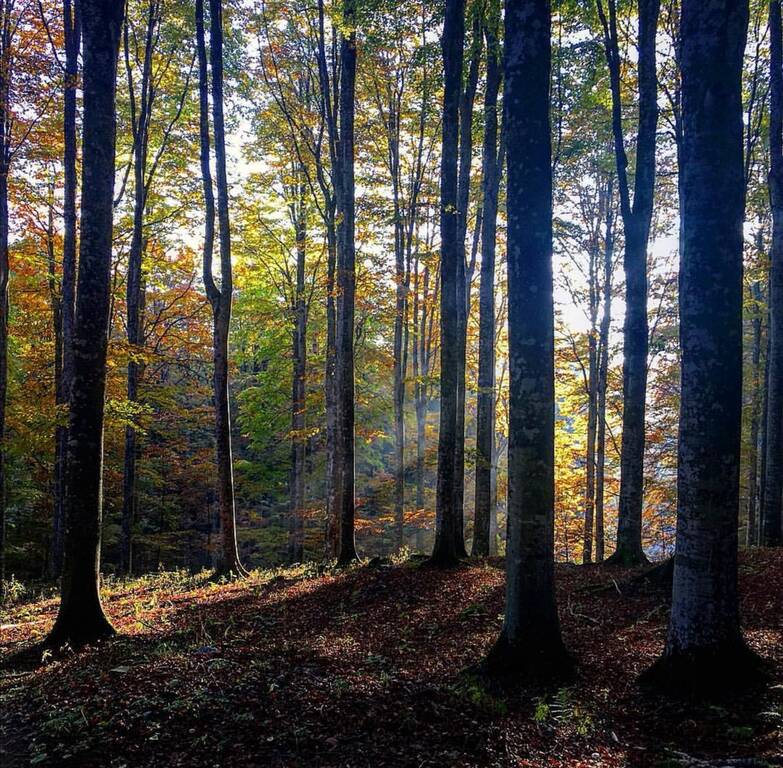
xmin=51 ymin=0 xmax=81 ymax=580
xmin=598 ymin=0 xmax=659 ymax=566
xmin=472 ymin=9 xmax=501 ymax=558
xmin=643 ymin=0 xmax=761 ymax=693
xmin=45 ymin=0 xmax=124 ymax=647
xmin=335 ymin=0 xmax=358 ymax=565
xmin=762 ymin=0 xmax=783 ymax=547
xmin=432 ymin=0 xmax=466 ymax=567
xmin=484 ymin=0 xmax=572 ymax=683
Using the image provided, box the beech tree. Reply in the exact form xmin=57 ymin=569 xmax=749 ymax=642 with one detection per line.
xmin=196 ymin=0 xmax=246 ymax=577
xmin=45 ymin=0 xmax=124 ymax=647
xmin=762 ymin=0 xmax=782 ymax=546
xmin=472 ymin=0 xmax=503 ymax=558
xmin=596 ymin=0 xmax=660 ymax=566
xmin=431 ymin=0 xmax=465 ymax=567
xmin=644 ymin=0 xmax=762 ymax=692
xmin=485 ymin=0 xmax=572 ymax=681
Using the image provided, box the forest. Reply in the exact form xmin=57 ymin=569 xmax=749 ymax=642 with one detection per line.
xmin=0 ymin=0 xmax=781 ymax=765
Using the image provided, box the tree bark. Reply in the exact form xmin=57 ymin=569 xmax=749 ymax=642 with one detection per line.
xmin=472 ymin=8 xmax=501 ymax=558
xmin=643 ymin=0 xmax=761 ymax=693
xmin=45 ymin=0 xmax=124 ymax=647
xmin=597 ymin=0 xmax=660 ymax=566
xmin=762 ymin=0 xmax=783 ymax=547
xmin=484 ymin=0 xmax=572 ymax=682
xmin=431 ymin=0 xmax=465 ymax=567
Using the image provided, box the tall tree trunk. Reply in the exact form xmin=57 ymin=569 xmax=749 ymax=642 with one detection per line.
xmin=485 ymin=0 xmax=572 ymax=682
xmin=595 ymin=180 xmax=615 ymax=563
xmin=0 ymin=1 xmax=11 ymax=601
xmin=324 ymin=214 xmax=339 ymax=556
xmin=335 ymin=0 xmax=358 ymax=565
xmin=644 ymin=0 xmax=761 ymax=693
xmin=121 ymin=1 xmax=159 ymax=575
xmin=289 ymin=177 xmax=307 ymax=563
xmin=51 ymin=0 xmax=81 ymax=580
xmin=762 ymin=0 xmax=783 ymax=547
xmin=583 ymin=218 xmax=600 ymax=564
xmin=45 ymin=0 xmax=124 ymax=647
xmin=597 ymin=0 xmax=659 ymax=566
xmin=432 ymin=0 xmax=465 ymax=566
xmin=746 ymin=277 xmax=764 ymax=547
xmin=453 ymin=11 xmax=482 ymax=558
xmin=197 ymin=0 xmax=245 ymax=577
xmin=472 ymin=8 xmax=501 ymax=558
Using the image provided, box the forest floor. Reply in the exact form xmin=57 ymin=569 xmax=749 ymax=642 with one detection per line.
xmin=0 ymin=550 xmax=781 ymax=768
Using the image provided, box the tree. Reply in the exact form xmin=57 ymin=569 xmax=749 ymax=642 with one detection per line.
xmin=50 ymin=0 xmax=80 ymax=579
xmin=44 ymin=0 xmax=124 ymax=646
xmin=597 ymin=0 xmax=660 ymax=566
xmin=334 ymin=0 xmax=359 ymax=565
xmin=472 ymin=0 xmax=502 ymax=558
xmin=484 ymin=0 xmax=572 ymax=681
xmin=643 ymin=0 xmax=762 ymax=693
xmin=196 ymin=0 xmax=246 ymax=577
xmin=431 ymin=0 xmax=465 ymax=567
xmin=762 ymin=0 xmax=782 ymax=546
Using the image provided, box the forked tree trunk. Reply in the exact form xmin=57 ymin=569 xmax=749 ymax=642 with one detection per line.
xmin=762 ymin=0 xmax=783 ymax=547
xmin=45 ymin=0 xmax=124 ymax=647
xmin=643 ymin=0 xmax=761 ymax=693
xmin=432 ymin=0 xmax=465 ymax=567
xmin=485 ymin=0 xmax=572 ymax=683
xmin=472 ymin=7 xmax=501 ymax=558
xmin=597 ymin=0 xmax=659 ymax=566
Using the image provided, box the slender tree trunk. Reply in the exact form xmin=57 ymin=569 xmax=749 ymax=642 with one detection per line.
xmin=595 ymin=182 xmax=615 ymax=563
xmin=583 ymin=233 xmax=600 ymax=564
xmin=196 ymin=0 xmax=245 ymax=577
xmin=453 ymin=11 xmax=482 ymax=558
xmin=485 ymin=0 xmax=572 ymax=682
xmin=289 ymin=178 xmax=307 ymax=563
xmin=598 ymin=0 xmax=659 ymax=566
xmin=51 ymin=0 xmax=81 ymax=580
xmin=324 ymin=215 xmax=339 ymax=556
xmin=644 ymin=0 xmax=761 ymax=693
xmin=335 ymin=0 xmax=358 ymax=565
xmin=121 ymin=2 xmax=158 ymax=575
xmin=0 ymin=158 xmax=7 ymax=604
xmin=746 ymin=277 xmax=764 ymax=547
xmin=432 ymin=0 xmax=465 ymax=567
xmin=45 ymin=0 xmax=124 ymax=647
xmin=762 ymin=0 xmax=783 ymax=547
xmin=472 ymin=10 xmax=501 ymax=558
